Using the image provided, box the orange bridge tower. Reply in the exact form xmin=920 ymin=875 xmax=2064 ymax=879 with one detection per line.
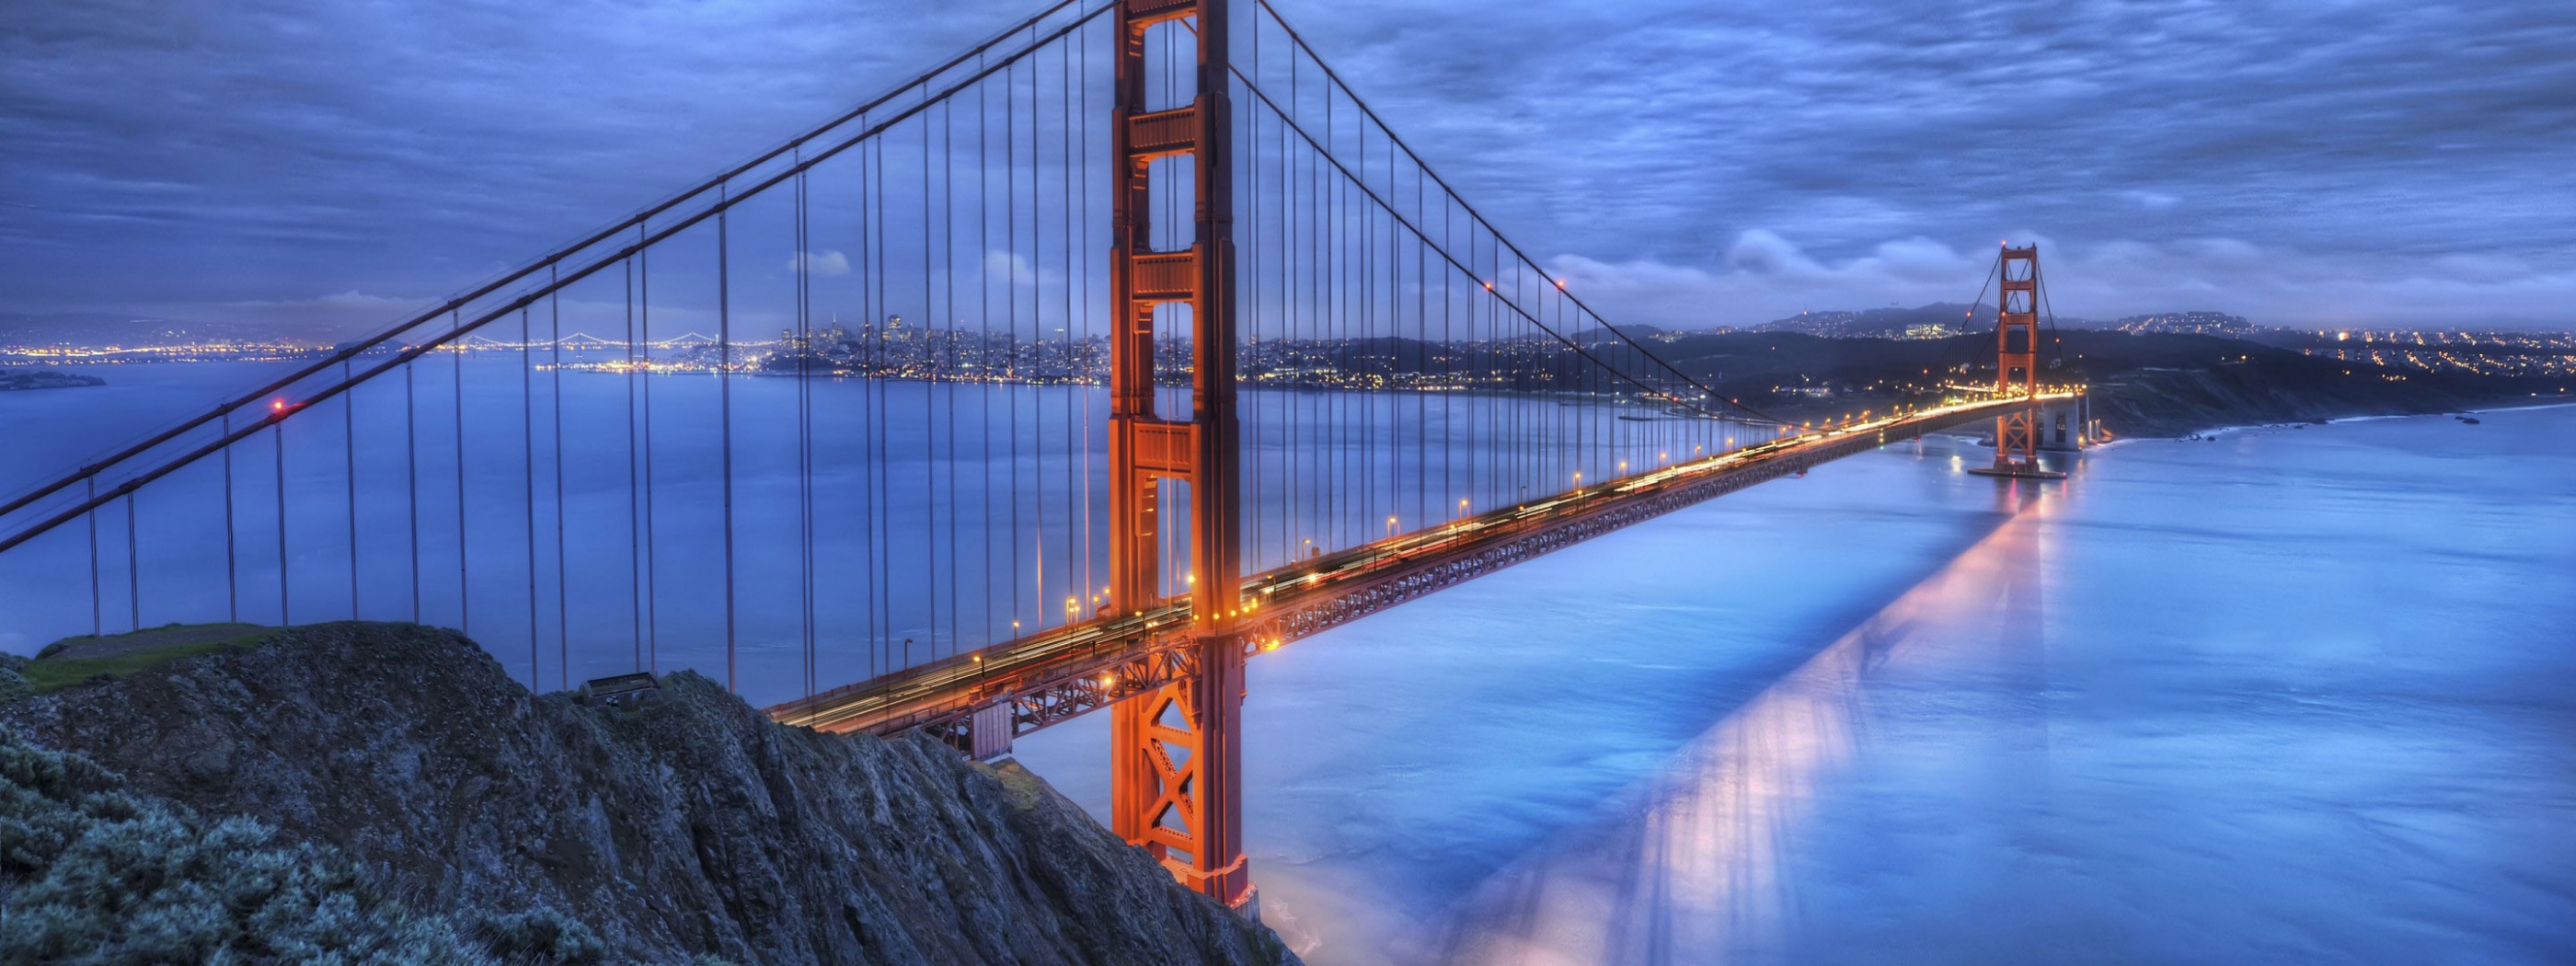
xmin=1105 ymin=0 xmax=1253 ymax=912
xmin=1972 ymin=243 xmax=2069 ymax=479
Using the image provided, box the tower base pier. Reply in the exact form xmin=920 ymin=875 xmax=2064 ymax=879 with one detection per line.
xmin=1967 ymin=462 xmax=2068 ymax=480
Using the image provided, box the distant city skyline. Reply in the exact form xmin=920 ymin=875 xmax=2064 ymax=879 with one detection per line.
xmin=3 ymin=0 xmax=2571 ymax=336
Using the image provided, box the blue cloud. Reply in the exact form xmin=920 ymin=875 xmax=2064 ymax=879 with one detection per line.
xmin=0 ymin=0 xmax=2570 ymax=332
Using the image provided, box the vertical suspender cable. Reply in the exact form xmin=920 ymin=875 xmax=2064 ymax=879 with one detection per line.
xmin=523 ymin=306 xmax=539 ymax=689
xmin=976 ymin=83 xmax=995 ymax=651
xmin=86 ymin=479 xmax=99 ymax=636
xmin=719 ymin=180 xmax=738 ymax=693
xmin=641 ymin=238 xmax=658 ymax=671
xmin=858 ymin=134 xmax=878 ymax=682
xmin=1060 ymin=32 xmax=1075 ymax=634
xmin=408 ymin=360 xmax=420 ymax=622
xmin=1077 ymin=27 xmax=1094 ymax=619
xmin=925 ymin=108 xmax=938 ymax=667
xmin=988 ymin=54 xmax=1011 ymax=633
xmin=937 ymin=94 xmax=958 ymax=664
xmin=873 ymin=134 xmax=890 ymax=678
xmin=551 ymin=265 xmax=568 ymax=685
xmin=625 ymin=248 xmax=642 ymax=671
xmin=454 ymin=320 xmax=470 ymax=637
xmin=797 ymin=159 xmax=816 ymax=706
xmin=346 ymin=360 xmax=359 ymax=618
xmin=125 ymin=494 xmax=138 ymax=632
xmin=224 ymin=412 xmax=238 ymax=623
xmin=276 ymin=421 xmax=291 ymax=625
xmin=791 ymin=158 xmax=806 ymax=700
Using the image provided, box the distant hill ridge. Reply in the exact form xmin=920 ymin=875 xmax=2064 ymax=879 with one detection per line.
xmin=1756 ymin=303 xmax=2003 ymax=339
xmin=1753 ymin=305 xmax=2280 ymax=339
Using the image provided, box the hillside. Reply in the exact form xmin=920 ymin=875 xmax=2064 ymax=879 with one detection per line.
xmin=0 ymin=622 xmax=1298 ymax=965
xmin=1754 ymin=303 xmax=1997 ymax=338
xmin=1639 ymin=329 xmax=2560 ymax=436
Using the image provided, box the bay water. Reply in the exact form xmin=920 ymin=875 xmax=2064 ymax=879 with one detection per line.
xmin=6 ymin=360 xmax=2570 ymax=963
xmin=1017 ymin=404 xmax=2576 ymax=964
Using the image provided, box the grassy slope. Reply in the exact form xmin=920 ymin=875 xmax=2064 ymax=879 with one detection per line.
xmin=18 ymin=623 xmax=272 ymax=693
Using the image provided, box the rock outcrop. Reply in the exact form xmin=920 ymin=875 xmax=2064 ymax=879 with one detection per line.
xmin=0 ymin=622 xmax=1296 ymax=966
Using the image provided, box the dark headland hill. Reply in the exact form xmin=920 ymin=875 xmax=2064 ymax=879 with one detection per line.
xmin=0 ymin=622 xmax=1298 ymax=966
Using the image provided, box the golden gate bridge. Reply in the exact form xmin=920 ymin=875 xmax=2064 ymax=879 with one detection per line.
xmin=0 ymin=0 xmax=2084 ymax=914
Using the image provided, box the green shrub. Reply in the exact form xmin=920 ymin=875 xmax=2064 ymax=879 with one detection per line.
xmin=0 ymin=656 xmax=31 ymax=707
xmin=0 ymin=729 xmax=504 ymax=965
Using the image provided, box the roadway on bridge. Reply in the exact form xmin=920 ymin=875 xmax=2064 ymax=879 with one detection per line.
xmin=766 ymin=393 xmax=2076 ymax=737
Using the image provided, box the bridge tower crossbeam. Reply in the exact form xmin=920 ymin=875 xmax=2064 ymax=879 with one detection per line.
xmin=1104 ymin=0 xmax=1251 ymax=912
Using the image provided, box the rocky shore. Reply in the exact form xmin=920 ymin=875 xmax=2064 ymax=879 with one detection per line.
xmin=0 ymin=622 xmax=1298 ymax=965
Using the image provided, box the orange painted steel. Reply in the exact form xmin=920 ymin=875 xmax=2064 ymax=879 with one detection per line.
xmin=1103 ymin=0 xmax=1249 ymax=909
xmin=1992 ymin=245 xmax=2044 ymax=473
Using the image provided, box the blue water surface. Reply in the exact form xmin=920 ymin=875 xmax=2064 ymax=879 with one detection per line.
xmin=1018 ymin=406 xmax=2576 ymax=965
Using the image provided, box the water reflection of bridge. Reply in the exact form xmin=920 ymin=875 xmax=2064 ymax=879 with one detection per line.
xmin=1434 ymin=483 xmax=2058 ymax=963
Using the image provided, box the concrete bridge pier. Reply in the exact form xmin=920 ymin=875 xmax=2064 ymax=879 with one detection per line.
xmin=1972 ymin=393 xmax=2091 ymax=479
xmin=2038 ymin=394 xmax=2096 ymax=453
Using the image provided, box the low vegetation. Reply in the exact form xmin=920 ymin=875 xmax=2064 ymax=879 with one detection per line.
xmin=0 ymin=626 xmax=634 ymax=964
xmin=10 ymin=623 xmax=270 ymax=695
xmin=0 ymin=725 xmax=590 ymax=964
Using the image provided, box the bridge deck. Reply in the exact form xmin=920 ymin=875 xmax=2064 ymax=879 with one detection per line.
xmin=764 ymin=394 xmax=2072 ymax=742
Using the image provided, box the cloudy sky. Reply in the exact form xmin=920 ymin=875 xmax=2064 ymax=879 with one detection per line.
xmin=3 ymin=0 xmax=2571 ymax=336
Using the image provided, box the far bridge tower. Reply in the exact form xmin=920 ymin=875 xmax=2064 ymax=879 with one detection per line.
xmin=1972 ymin=243 xmax=2079 ymax=478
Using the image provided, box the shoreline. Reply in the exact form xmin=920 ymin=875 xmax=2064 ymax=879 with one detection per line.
xmin=1938 ymin=396 xmax=2571 ymax=454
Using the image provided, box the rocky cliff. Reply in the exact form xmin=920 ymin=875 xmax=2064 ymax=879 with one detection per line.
xmin=0 ymin=622 xmax=1297 ymax=966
